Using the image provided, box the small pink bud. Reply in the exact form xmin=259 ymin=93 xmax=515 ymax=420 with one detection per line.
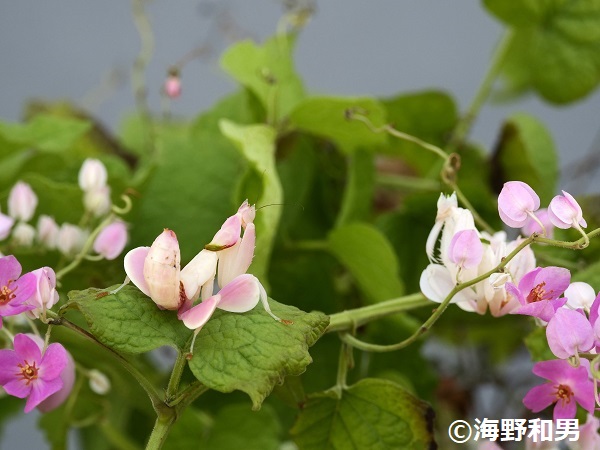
xmin=0 ymin=208 xmax=15 ymax=240
xmin=84 ymin=186 xmax=112 ymax=217
xmin=497 ymin=181 xmax=540 ymax=228
xmin=143 ymin=229 xmax=182 ymax=310
xmin=26 ymin=267 xmax=59 ymax=319
xmin=37 ymin=215 xmax=59 ymax=249
xmin=164 ymin=74 xmax=181 ymax=99
xmin=448 ymin=230 xmax=483 ymax=269
xmin=546 ymin=308 xmax=594 ymax=359
xmin=548 ymin=190 xmax=587 ymax=230
xmin=8 ymin=181 xmax=38 ymax=222
xmin=12 ymin=223 xmax=35 ymax=247
xmin=93 ymin=221 xmax=128 ymax=260
xmin=57 ymin=223 xmax=88 ymax=256
xmin=521 ymin=208 xmax=554 ymax=238
xmin=78 ymin=158 xmax=107 ymax=192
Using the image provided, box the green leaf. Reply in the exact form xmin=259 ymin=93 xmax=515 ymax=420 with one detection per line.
xmin=291 ymin=378 xmax=435 ymax=450
xmin=491 ymin=112 xmax=558 ymax=204
xmin=219 ymin=120 xmax=282 ymax=284
xmin=206 ymin=404 xmax=282 ymax=450
xmin=484 ymin=0 xmax=600 ymax=103
xmin=187 ymin=298 xmax=329 ymax=409
xmin=573 ymin=260 xmax=600 ymax=291
xmin=65 ymin=285 xmax=190 ymax=353
xmin=382 ymin=90 xmax=457 ymax=175
xmin=336 ymin=149 xmax=375 ymax=226
xmin=0 ymin=114 xmax=91 ymax=152
xmin=221 ymin=35 xmax=305 ymax=121
xmin=328 ymin=223 xmax=404 ymax=303
xmin=289 ymin=96 xmax=387 ymax=153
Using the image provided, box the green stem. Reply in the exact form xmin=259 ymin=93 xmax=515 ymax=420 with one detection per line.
xmin=448 ymin=181 xmax=495 ymax=234
xmin=173 ymin=382 xmax=209 ymax=412
xmin=165 ymin=351 xmax=188 ymax=403
xmin=376 ymin=174 xmax=441 ymax=192
xmin=146 ymin=413 xmax=176 ymax=450
xmin=446 ymin=30 xmax=514 ymax=152
xmin=47 ymin=312 xmax=164 ymax=412
xmin=327 ymin=293 xmax=429 ymax=333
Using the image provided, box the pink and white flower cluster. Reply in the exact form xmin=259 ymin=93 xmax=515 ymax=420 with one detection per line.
xmin=420 ymin=192 xmax=536 ymax=316
xmin=123 ymin=200 xmax=283 ymax=342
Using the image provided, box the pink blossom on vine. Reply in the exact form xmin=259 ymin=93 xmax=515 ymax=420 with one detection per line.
xmin=448 ymin=229 xmax=483 ymax=269
xmin=571 ymin=414 xmax=600 ymax=450
xmin=508 ymin=267 xmax=570 ymax=322
xmin=521 ymin=208 xmax=554 ymax=238
xmin=497 ymin=181 xmax=540 ymax=228
xmin=25 ymin=267 xmax=59 ymax=319
xmin=164 ymin=74 xmax=182 ymax=99
xmin=93 ymin=221 xmax=128 ymax=260
xmin=545 ymin=308 xmax=594 ymax=359
xmin=0 ymin=255 xmax=36 ymax=328
xmin=78 ymin=158 xmax=108 ymax=192
xmin=523 ymin=359 xmax=594 ymax=420
xmin=0 ymin=207 xmax=14 ymax=240
xmin=36 ymin=215 xmax=59 ymax=249
xmin=565 ymin=282 xmax=597 ymax=312
xmin=0 ymin=334 xmax=68 ymax=413
xmin=548 ymin=191 xmax=587 ymax=230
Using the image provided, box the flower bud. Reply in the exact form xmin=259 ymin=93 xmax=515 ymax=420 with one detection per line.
xmin=84 ymin=186 xmax=111 ymax=217
xmin=12 ymin=223 xmax=35 ymax=247
xmin=57 ymin=223 xmax=88 ymax=256
xmin=0 ymin=208 xmax=14 ymax=240
xmin=548 ymin=190 xmax=587 ymax=230
xmin=88 ymin=369 xmax=111 ymax=395
xmin=565 ymin=282 xmax=597 ymax=312
xmin=497 ymin=181 xmax=540 ymax=228
xmin=8 ymin=181 xmax=38 ymax=222
xmin=37 ymin=215 xmax=59 ymax=249
xmin=78 ymin=158 xmax=107 ymax=192
xmin=25 ymin=267 xmax=59 ymax=318
xmin=164 ymin=72 xmax=181 ymax=99
xmin=143 ymin=229 xmax=182 ymax=310
xmin=93 ymin=221 xmax=128 ymax=260
xmin=521 ymin=208 xmax=554 ymax=238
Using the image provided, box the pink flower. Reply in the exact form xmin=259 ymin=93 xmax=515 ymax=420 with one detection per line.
xmin=498 ymin=181 xmax=540 ymax=228
xmin=0 ymin=207 xmax=14 ymax=240
xmin=0 ymin=255 xmax=36 ymax=328
xmin=508 ymin=267 xmax=570 ymax=322
xmin=0 ymin=334 xmax=68 ymax=413
xmin=448 ymin=230 xmax=483 ymax=269
xmin=8 ymin=181 xmax=38 ymax=222
xmin=521 ymin=208 xmax=554 ymax=238
xmin=546 ymin=308 xmax=594 ymax=359
xmin=523 ymin=359 xmax=594 ymax=420
xmin=93 ymin=221 xmax=128 ymax=260
xmin=548 ymin=191 xmax=587 ymax=230
xmin=571 ymin=414 xmax=600 ymax=450
xmin=36 ymin=215 xmax=59 ymax=249
xmin=565 ymin=282 xmax=597 ymax=312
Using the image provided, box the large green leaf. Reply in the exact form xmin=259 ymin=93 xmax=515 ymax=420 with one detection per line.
xmin=291 ymin=378 xmax=435 ymax=450
xmin=289 ymin=97 xmax=387 ymax=153
xmin=328 ymin=223 xmax=404 ymax=303
xmin=0 ymin=114 xmax=91 ymax=152
xmin=484 ymin=0 xmax=600 ymax=103
xmin=336 ymin=149 xmax=375 ymax=226
xmin=188 ymin=299 xmax=329 ymax=409
xmin=219 ymin=120 xmax=282 ymax=283
xmin=65 ymin=285 xmax=190 ymax=353
xmin=491 ymin=112 xmax=558 ymax=204
xmin=221 ymin=34 xmax=305 ymax=121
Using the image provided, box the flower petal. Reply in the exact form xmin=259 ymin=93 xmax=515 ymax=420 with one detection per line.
xmin=179 ymin=294 xmax=220 ymax=330
xmin=123 ymin=247 xmax=151 ymax=297
xmin=39 ymin=343 xmax=68 ymax=380
xmin=24 ymin=377 xmax=63 ymax=413
xmin=0 ymin=350 xmax=21 ymax=384
xmin=217 ymin=223 xmax=255 ymax=288
xmin=13 ymin=334 xmax=41 ymax=365
xmin=523 ymin=383 xmax=556 ymax=413
xmin=0 ymin=255 xmax=22 ymax=287
xmin=216 ymin=274 xmax=260 ymax=313
xmin=3 ymin=378 xmax=31 ymax=399
xmin=180 ymin=249 xmax=218 ymax=302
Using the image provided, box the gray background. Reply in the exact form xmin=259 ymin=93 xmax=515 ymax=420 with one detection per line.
xmin=1 ymin=1 xmax=599 ymax=448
